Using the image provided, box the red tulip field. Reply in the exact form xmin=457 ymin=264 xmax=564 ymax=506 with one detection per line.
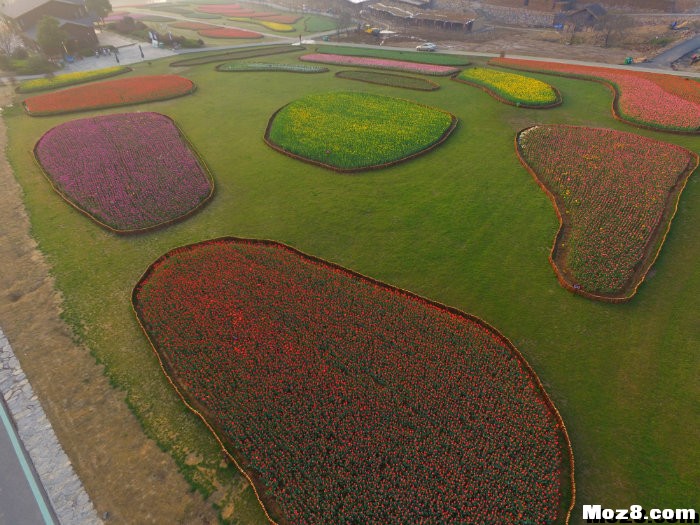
xmin=133 ymin=238 xmax=573 ymax=525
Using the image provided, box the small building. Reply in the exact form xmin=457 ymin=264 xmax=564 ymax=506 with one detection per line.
xmin=0 ymin=0 xmax=97 ymax=52
xmin=563 ymin=3 xmax=606 ymax=28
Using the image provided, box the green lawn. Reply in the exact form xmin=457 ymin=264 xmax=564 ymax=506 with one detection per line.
xmin=5 ymin=50 xmax=699 ymax=524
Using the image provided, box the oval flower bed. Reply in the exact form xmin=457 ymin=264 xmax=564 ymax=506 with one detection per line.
xmin=23 ymin=75 xmax=195 ymax=116
xmin=516 ymin=124 xmax=697 ymax=300
xmin=455 ymin=67 xmax=560 ymax=108
xmin=229 ymin=17 xmax=294 ymax=32
xmin=216 ymin=62 xmax=327 ymax=73
xmin=492 ymin=57 xmax=700 ymax=132
xmin=300 ymin=53 xmax=460 ymax=76
xmin=335 ymin=70 xmax=440 ymax=91
xmin=16 ymin=65 xmax=131 ymax=94
xmin=132 ymin=237 xmax=574 ymax=525
xmin=34 ymin=112 xmax=214 ymax=233
xmin=265 ymin=91 xmax=457 ymax=171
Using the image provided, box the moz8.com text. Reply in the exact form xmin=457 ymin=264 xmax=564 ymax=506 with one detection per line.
xmin=584 ymin=505 xmax=698 ymax=523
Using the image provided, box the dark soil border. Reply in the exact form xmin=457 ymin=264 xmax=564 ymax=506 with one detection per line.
xmin=514 ymin=124 xmax=699 ymax=303
xmin=335 ymin=70 xmax=441 ymax=91
xmin=131 ymin=236 xmax=576 ymax=525
xmin=452 ymin=71 xmax=562 ymax=109
xmin=32 ymin=112 xmax=215 ymax=235
xmin=22 ymin=75 xmax=197 ymax=117
xmin=215 ymin=63 xmax=328 ymax=73
xmin=263 ymin=98 xmax=458 ymax=173
xmin=490 ymin=59 xmax=700 ymax=134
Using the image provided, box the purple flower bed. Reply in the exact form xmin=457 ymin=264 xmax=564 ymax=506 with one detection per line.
xmin=34 ymin=112 xmax=213 ymax=233
xmin=299 ymin=54 xmax=460 ymax=76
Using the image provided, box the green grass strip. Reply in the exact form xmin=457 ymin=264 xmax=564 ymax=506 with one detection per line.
xmin=335 ymin=70 xmax=440 ymax=91
xmin=16 ymin=66 xmax=132 ymax=94
xmin=314 ymin=45 xmax=470 ymax=66
xmin=170 ymin=45 xmax=302 ymax=66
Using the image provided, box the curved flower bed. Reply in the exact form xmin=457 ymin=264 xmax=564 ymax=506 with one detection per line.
xmin=216 ymin=62 xmax=327 ymax=73
xmin=170 ymin=44 xmax=299 ymax=67
xmin=516 ymin=125 xmax=697 ymax=300
xmin=198 ymin=27 xmax=262 ymax=38
xmin=170 ymin=21 xmax=219 ymax=30
xmin=455 ymin=67 xmax=560 ymax=108
xmin=335 ymin=70 xmax=440 ymax=91
xmin=132 ymin=237 xmax=574 ymax=525
xmin=300 ymin=53 xmax=460 ymax=76
xmin=229 ymin=17 xmax=295 ymax=32
xmin=34 ymin=112 xmax=213 ymax=233
xmin=16 ymin=66 xmax=131 ymax=94
xmin=265 ymin=92 xmax=457 ymax=171
xmin=492 ymin=58 xmax=700 ymax=132
xmin=315 ymin=45 xmax=470 ymax=66
xmin=23 ymin=75 xmax=195 ymax=116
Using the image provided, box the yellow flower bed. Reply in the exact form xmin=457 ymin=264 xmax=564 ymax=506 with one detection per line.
xmin=228 ymin=17 xmax=294 ymax=32
xmin=16 ymin=66 xmax=132 ymax=94
xmin=456 ymin=67 xmax=559 ymax=107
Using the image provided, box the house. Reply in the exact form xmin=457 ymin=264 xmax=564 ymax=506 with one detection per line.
xmin=563 ymin=3 xmax=606 ymax=28
xmin=0 ymin=0 xmax=97 ymax=52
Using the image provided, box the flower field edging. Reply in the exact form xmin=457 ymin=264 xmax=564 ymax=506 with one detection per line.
xmin=491 ymin=58 xmax=700 ymax=133
xmin=169 ymin=45 xmax=302 ymax=67
xmin=132 ymin=236 xmax=575 ymax=525
xmin=33 ymin=112 xmax=215 ymax=234
xmin=22 ymin=75 xmax=196 ymax=116
xmin=264 ymin=92 xmax=458 ymax=172
xmin=514 ymin=125 xmax=698 ymax=302
xmin=453 ymin=67 xmax=561 ymax=108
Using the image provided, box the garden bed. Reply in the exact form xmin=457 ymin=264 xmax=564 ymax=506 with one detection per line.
xmin=22 ymin=75 xmax=195 ymax=116
xmin=16 ymin=66 xmax=132 ymax=94
xmin=132 ymin=237 xmax=574 ymax=525
xmin=454 ymin=67 xmax=561 ymax=108
xmin=335 ymin=70 xmax=440 ymax=91
xmin=492 ymin=58 xmax=700 ymax=132
xmin=515 ymin=124 xmax=698 ymax=301
xmin=300 ymin=54 xmax=460 ymax=76
xmin=33 ymin=112 xmax=214 ymax=233
xmin=265 ymin=92 xmax=457 ymax=171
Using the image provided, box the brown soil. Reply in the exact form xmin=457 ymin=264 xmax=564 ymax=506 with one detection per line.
xmin=0 ymin=84 xmax=219 ymax=524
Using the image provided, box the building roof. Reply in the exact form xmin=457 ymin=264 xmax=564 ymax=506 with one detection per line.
xmin=0 ymin=0 xmax=84 ymax=20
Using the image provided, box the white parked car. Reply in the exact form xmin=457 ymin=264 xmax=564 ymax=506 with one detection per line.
xmin=416 ymin=42 xmax=437 ymax=52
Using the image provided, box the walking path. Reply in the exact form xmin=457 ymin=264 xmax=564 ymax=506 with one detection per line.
xmin=0 ymin=329 xmax=101 ymax=525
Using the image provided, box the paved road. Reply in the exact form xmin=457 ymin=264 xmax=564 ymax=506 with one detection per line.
xmin=635 ymin=34 xmax=700 ymax=69
xmin=0 ymin=398 xmax=55 ymax=525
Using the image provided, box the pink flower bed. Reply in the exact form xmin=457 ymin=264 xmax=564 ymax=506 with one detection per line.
xmin=300 ymin=54 xmax=460 ymax=76
xmin=492 ymin=58 xmax=700 ymax=132
xmin=34 ymin=112 xmax=213 ymax=233
xmin=198 ymin=27 xmax=262 ymax=38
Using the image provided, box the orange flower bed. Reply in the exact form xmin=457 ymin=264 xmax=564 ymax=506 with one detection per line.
xmin=198 ymin=27 xmax=262 ymax=38
xmin=23 ymin=75 xmax=195 ymax=116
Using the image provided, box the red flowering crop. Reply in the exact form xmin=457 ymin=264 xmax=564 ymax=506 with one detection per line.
xmin=23 ymin=75 xmax=195 ymax=116
xmin=492 ymin=58 xmax=700 ymax=132
xmin=516 ymin=125 xmax=697 ymax=300
xmin=133 ymin=238 xmax=573 ymax=525
xmin=34 ymin=112 xmax=213 ymax=233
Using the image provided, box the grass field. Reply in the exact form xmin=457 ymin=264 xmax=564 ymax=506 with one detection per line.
xmin=5 ymin=47 xmax=699 ymax=523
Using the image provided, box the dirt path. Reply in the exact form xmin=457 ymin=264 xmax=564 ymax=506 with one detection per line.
xmin=0 ymin=85 xmax=219 ymax=523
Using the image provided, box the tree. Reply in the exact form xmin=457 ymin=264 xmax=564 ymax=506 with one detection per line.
xmin=37 ymin=16 xmax=67 ymax=56
xmin=596 ymin=13 xmax=634 ymax=48
xmin=0 ymin=19 xmax=21 ymax=56
xmin=85 ymin=0 xmax=113 ymax=24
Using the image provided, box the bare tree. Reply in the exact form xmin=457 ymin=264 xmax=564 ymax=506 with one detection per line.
xmin=0 ymin=19 xmax=21 ymax=56
xmin=596 ymin=13 xmax=634 ymax=48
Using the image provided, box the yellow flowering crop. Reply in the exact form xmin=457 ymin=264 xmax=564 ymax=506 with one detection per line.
xmin=457 ymin=67 xmax=559 ymax=107
xmin=17 ymin=66 xmax=131 ymax=94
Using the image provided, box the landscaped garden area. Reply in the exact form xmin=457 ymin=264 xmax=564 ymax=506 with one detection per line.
xmin=4 ymin=43 xmax=698 ymax=523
